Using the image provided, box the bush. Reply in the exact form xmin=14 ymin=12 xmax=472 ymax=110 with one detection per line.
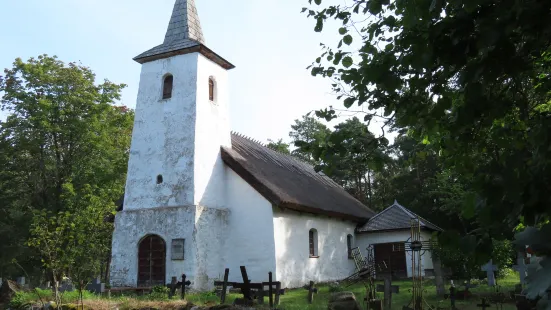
xmin=147 ymin=285 xmax=170 ymax=301
xmin=328 ymin=282 xmax=345 ymax=293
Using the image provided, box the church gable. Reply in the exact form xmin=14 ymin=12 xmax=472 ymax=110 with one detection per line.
xmin=221 ymin=133 xmax=376 ymax=222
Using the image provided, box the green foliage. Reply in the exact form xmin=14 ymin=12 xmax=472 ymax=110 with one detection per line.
xmin=289 ymin=115 xmax=331 ymax=164
xmin=148 ymin=286 xmax=170 ymax=301
xmin=303 ymin=0 xmax=551 ymax=293
xmin=0 ymin=54 xmax=133 ymax=281
xmin=513 ymin=224 xmax=551 ymax=305
xmin=266 ymin=138 xmax=291 ymax=154
xmin=9 ymin=288 xmax=96 ymax=308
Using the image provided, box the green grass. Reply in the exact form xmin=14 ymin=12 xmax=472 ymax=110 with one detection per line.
xmin=185 ymin=273 xmax=520 ymax=310
xmin=7 ymin=273 xmax=522 ymax=310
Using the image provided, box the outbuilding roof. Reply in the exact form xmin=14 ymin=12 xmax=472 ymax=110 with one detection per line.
xmin=221 ymin=133 xmax=376 ymax=222
xmin=357 ymin=201 xmax=443 ymax=233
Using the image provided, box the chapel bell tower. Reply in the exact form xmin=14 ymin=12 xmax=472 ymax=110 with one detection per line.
xmin=124 ymin=0 xmax=235 ymax=211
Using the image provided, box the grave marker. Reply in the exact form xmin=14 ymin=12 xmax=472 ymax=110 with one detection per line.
xmin=377 ymin=277 xmax=399 ymax=310
xmin=481 ymin=260 xmax=498 ymax=286
xmin=449 ymin=286 xmax=457 ymax=310
xmin=181 ymin=274 xmax=191 ymax=300
xmin=305 ymin=281 xmax=317 ymax=304
xmin=86 ymin=277 xmax=105 ymax=294
xmin=512 ymin=252 xmax=527 ymax=285
xmin=476 ymin=298 xmax=491 ymax=310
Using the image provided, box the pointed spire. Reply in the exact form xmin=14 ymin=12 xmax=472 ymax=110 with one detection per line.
xmin=164 ymin=0 xmax=205 ymax=45
xmin=134 ymin=0 xmax=234 ymax=69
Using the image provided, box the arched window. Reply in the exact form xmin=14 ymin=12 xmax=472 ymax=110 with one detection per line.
xmin=309 ymin=229 xmax=318 ymax=258
xmin=347 ymin=234 xmax=353 ymax=258
xmin=208 ymin=78 xmax=215 ymax=101
xmin=156 ymin=175 xmax=163 ymax=184
xmin=162 ymin=74 xmax=173 ymax=99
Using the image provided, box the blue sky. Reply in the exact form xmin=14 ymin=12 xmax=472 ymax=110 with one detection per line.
xmin=0 ymin=0 xmax=385 ymax=144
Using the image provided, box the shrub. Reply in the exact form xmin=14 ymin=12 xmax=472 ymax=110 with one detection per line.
xmin=328 ymin=282 xmax=345 ymax=293
xmin=147 ymin=285 xmax=170 ymax=301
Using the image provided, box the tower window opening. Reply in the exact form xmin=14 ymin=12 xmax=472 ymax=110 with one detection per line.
xmin=163 ymin=75 xmax=173 ymax=99
xmin=208 ymin=78 xmax=215 ymax=101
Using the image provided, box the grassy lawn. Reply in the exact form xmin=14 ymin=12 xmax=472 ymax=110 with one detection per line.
xmin=181 ymin=273 xmax=520 ymax=310
xmin=5 ymin=273 xmax=521 ymax=310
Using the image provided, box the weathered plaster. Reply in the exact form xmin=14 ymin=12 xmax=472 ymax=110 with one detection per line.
xmin=110 ymin=206 xmax=197 ymax=287
xmin=272 ymin=207 xmax=357 ymax=288
xmin=355 ymin=230 xmax=435 ymax=277
xmin=223 ymin=167 xmax=277 ymax=284
xmin=123 ymin=54 xmax=199 ymax=210
xmin=194 ymin=54 xmax=231 ymax=208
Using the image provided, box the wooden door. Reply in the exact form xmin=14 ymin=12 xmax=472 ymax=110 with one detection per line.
xmin=374 ymin=242 xmax=407 ymax=279
xmin=138 ymin=235 xmax=166 ymax=287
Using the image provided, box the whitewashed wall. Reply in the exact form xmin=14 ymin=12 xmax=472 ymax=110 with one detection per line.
xmin=194 ymin=54 xmax=231 ymax=208
xmin=272 ymin=208 xmax=357 ymax=288
xmin=123 ymin=54 xmax=198 ymax=210
xmin=355 ymin=230 xmax=435 ymax=277
xmin=223 ymin=167 xmax=277 ymax=284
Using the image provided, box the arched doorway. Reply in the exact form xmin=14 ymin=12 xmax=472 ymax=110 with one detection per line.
xmin=138 ymin=235 xmax=166 ymax=287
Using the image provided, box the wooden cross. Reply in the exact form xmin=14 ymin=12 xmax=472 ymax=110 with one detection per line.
xmin=305 ymin=281 xmax=318 ymax=304
xmin=219 ymin=268 xmax=229 ymax=303
xmin=268 ymin=272 xmax=274 ymax=308
xmin=376 ymin=277 xmax=399 ymax=310
xmin=239 ymin=266 xmax=253 ymax=300
xmin=477 ymin=298 xmax=491 ymax=310
xmin=481 ymin=260 xmax=498 ymax=286
xmin=512 ymin=253 xmax=528 ymax=285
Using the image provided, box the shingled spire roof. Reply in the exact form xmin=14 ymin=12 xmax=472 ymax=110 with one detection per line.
xmin=133 ymin=0 xmax=234 ymax=69
xmin=163 ymin=0 xmax=205 ymax=45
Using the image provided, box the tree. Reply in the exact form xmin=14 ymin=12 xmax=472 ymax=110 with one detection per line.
xmin=0 ymin=55 xmax=133 ymax=284
xmin=266 ymin=138 xmax=291 ymax=154
xmin=289 ymin=115 xmax=331 ymax=163
xmin=303 ymin=0 xmax=551 ymax=298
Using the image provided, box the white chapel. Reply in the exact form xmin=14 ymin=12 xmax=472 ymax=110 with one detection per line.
xmin=109 ymin=0 xmax=442 ymax=290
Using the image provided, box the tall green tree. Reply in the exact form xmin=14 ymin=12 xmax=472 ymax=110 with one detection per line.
xmin=266 ymin=138 xmax=291 ymax=154
xmin=289 ymin=115 xmax=331 ymax=164
xmin=0 ymin=55 xmax=133 ymax=281
xmin=303 ymin=0 xmax=551 ymax=299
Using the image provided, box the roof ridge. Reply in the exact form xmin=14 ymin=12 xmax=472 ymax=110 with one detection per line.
xmin=394 ymin=202 xmax=443 ymax=231
xmin=231 ymin=132 xmax=312 ymax=166
xmin=364 ymin=202 xmax=398 ymax=223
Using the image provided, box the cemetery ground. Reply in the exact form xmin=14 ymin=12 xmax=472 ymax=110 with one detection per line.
xmin=2 ymin=272 xmax=520 ymax=310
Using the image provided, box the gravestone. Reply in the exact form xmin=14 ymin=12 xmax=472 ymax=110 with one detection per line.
xmin=376 ymin=277 xmax=399 ymax=310
xmin=512 ymin=253 xmax=527 ymax=285
xmin=328 ymin=292 xmax=362 ymax=310
xmin=39 ymin=281 xmax=51 ymax=290
xmin=86 ymin=277 xmax=105 ymax=294
xmin=481 ymin=260 xmax=498 ymax=286
xmin=59 ymin=280 xmax=74 ymax=292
